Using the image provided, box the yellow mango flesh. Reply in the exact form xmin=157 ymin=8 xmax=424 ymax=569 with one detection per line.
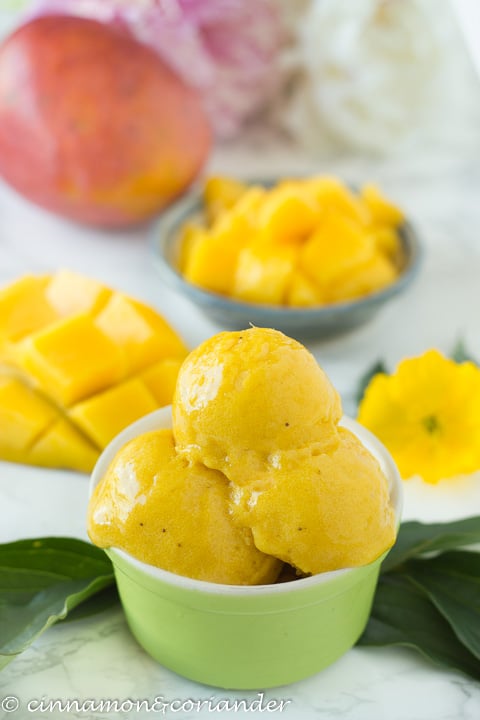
xmin=183 ymin=219 xmax=247 ymax=295
xmin=88 ymin=429 xmax=282 ymax=584
xmin=0 ymin=271 xmax=187 ymax=472
xmin=28 ymin=419 xmax=99 ymax=474
xmin=141 ymin=358 xmax=184 ymax=406
xmin=300 ymin=215 xmax=376 ymax=288
xmin=45 ymin=269 xmax=111 ymax=316
xmin=233 ymin=243 xmax=298 ymax=304
xmin=18 ymin=314 xmax=125 ymax=407
xmin=257 ymin=186 xmax=320 ymax=244
xmin=286 ymin=271 xmax=325 ymax=307
xmin=95 ymin=294 xmax=186 ymax=374
xmin=176 ymin=223 xmax=205 ymax=273
xmin=69 ymin=378 xmax=158 ymax=448
xmin=326 ymin=254 xmax=398 ymax=303
xmin=372 ymin=227 xmax=401 ymax=259
xmin=361 ymin=184 xmax=404 ymax=227
xmin=307 ymin=177 xmax=370 ymax=226
xmin=177 ymin=175 xmax=403 ymax=307
xmin=0 ymin=375 xmax=58 ymax=457
xmin=203 ymin=176 xmax=248 ymax=224
xmin=0 ymin=275 xmax=58 ymax=348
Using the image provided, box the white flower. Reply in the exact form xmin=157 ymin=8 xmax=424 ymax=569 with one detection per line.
xmin=285 ymin=0 xmax=449 ymax=154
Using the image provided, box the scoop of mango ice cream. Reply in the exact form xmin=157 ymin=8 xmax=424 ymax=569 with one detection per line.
xmin=87 ymin=428 xmax=282 ymax=585
xmin=88 ymin=326 xmax=396 ymax=584
xmin=229 ymin=427 xmax=396 ymax=574
xmin=172 ymin=327 xmax=342 ymax=482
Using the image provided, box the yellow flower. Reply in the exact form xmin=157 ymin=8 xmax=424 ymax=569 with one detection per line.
xmin=357 ymin=350 xmax=480 ymax=483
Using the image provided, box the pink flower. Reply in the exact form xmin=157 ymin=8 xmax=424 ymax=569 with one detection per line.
xmin=28 ymin=0 xmax=285 ymax=138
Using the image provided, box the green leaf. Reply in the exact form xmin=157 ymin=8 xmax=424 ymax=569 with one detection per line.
xmin=382 ymin=516 xmax=480 ymax=573
xmin=58 ymin=584 xmax=120 ymax=624
xmin=451 ymin=339 xmax=479 ymax=365
xmin=359 ymin=574 xmax=480 ymax=680
xmin=0 ymin=537 xmax=115 ymax=670
xmin=355 ymin=360 xmax=387 ymax=406
xmin=406 ymin=551 xmax=480 ymax=660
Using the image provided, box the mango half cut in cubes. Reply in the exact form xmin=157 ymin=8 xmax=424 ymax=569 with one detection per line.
xmin=0 ymin=271 xmax=188 ymax=472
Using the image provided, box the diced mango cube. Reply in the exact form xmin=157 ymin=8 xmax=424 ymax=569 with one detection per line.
xmin=306 ymin=177 xmax=370 ymax=226
xmin=70 ymin=377 xmax=158 ymax=448
xmin=177 ymin=223 xmax=206 ymax=273
xmin=0 ymin=275 xmax=58 ymax=348
xmin=300 ymin=215 xmax=375 ymax=289
xmin=204 ymin=176 xmax=248 ymax=224
xmin=286 ymin=271 xmax=325 ymax=307
xmin=46 ymin=269 xmax=111 ymax=316
xmin=361 ymin=184 xmax=404 ymax=227
xmin=141 ymin=358 xmax=183 ymax=407
xmin=95 ymin=294 xmax=187 ymax=375
xmin=0 ymin=375 xmax=58 ymax=455
xmin=183 ymin=188 xmax=267 ymax=295
xmin=326 ymin=253 xmax=398 ymax=302
xmin=233 ymin=244 xmax=298 ymax=305
xmin=183 ymin=224 xmax=248 ymax=296
xmin=18 ymin=314 xmax=125 ymax=406
xmin=217 ymin=187 xmax=266 ymax=230
xmin=258 ymin=187 xmax=320 ymax=244
xmin=372 ymin=227 xmax=401 ymax=259
xmin=28 ymin=418 xmax=99 ymax=473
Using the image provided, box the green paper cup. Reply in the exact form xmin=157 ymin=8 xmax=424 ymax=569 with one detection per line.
xmin=90 ymin=408 xmax=402 ymax=689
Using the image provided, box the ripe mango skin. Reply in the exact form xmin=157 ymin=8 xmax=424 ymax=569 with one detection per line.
xmin=0 ymin=16 xmax=211 ymax=228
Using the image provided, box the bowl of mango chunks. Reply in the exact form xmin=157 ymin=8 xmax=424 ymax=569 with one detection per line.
xmin=151 ymin=176 xmax=421 ymax=339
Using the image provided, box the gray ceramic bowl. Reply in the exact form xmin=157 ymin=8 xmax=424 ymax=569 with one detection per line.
xmin=150 ymin=183 xmax=422 ymax=340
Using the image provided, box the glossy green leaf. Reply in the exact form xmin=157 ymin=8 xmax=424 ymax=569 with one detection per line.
xmin=359 ymin=573 xmax=480 ymax=680
xmin=382 ymin=516 xmax=480 ymax=572
xmin=58 ymin=584 xmax=119 ymax=624
xmin=406 ymin=551 xmax=480 ymax=660
xmin=0 ymin=537 xmax=115 ymax=670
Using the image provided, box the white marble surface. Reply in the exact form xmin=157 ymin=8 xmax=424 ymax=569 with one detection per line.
xmin=1 ymin=23 xmax=480 ymax=715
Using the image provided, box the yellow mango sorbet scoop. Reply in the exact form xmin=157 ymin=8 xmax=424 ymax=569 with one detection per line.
xmin=88 ymin=428 xmax=282 ymax=585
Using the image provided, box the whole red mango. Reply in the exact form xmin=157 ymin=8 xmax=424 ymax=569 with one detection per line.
xmin=0 ymin=15 xmax=211 ymax=227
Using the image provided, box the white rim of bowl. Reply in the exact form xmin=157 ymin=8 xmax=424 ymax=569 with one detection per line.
xmin=89 ymin=406 xmax=403 ymax=597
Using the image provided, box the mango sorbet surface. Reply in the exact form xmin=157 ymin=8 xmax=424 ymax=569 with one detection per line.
xmin=172 ymin=328 xmax=342 ymax=482
xmin=88 ymin=328 xmax=396 ymax=584
xmin=89 ymin=429 xmax=281 ymax=585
